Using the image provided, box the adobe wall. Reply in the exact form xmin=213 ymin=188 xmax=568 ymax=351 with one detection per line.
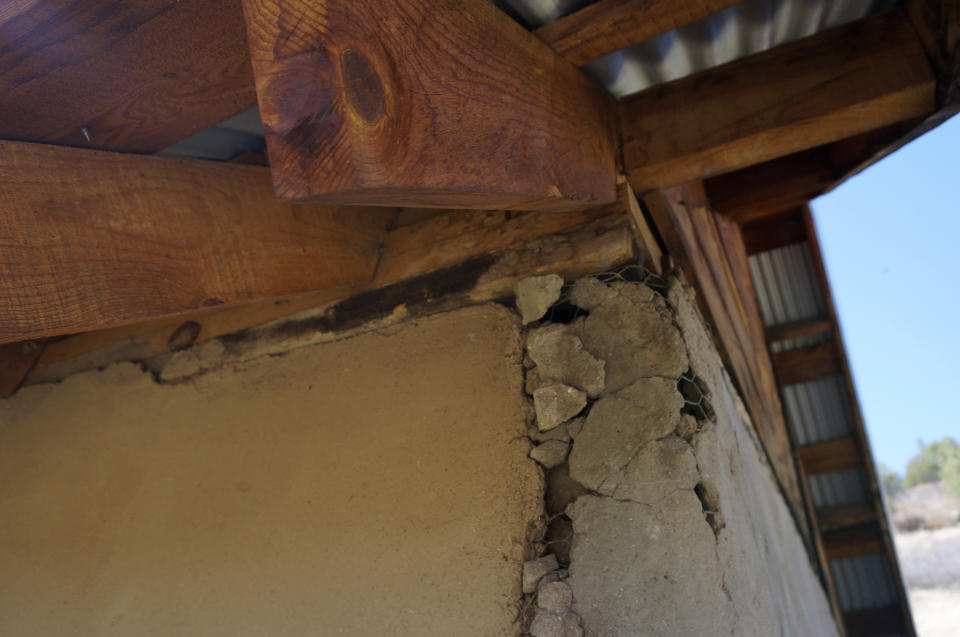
xmin=0 ymin=305 xmax=540 ymax=637
xmin=0 ymin=275 xmax=841 ymax=636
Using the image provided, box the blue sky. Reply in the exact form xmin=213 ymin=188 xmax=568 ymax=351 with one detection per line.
xmin=812 ymin=115 xmax=960 ymax=476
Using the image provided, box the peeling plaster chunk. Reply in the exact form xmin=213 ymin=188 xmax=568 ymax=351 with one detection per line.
xmin=533 ymin=384 xmax=587 ymax=432
xmin=529 ymin=424 xmax=570 ymax=443
xmin=568 ymin=378 xmax=683 ymax=494
xmin=530 ymin=440 xmax=570 ymax=469
xmin=570 ymin=279 xmax=687 ymax=392
xmin=612 ymin=438 xmax=698 ymax=504
xmin=526 ymin=324 xmax=605 ymax=397
xmin=538 ymin=580 xmax=574 ymax=611
xmin=523 ymin=554 xmax=560 ymax=594
xmin=566 ymin=495 xmax=731 ymax=636
xmin=515 ymin=274 xmax=564 ymax=324
xmin=530 ymin=608 xmax=583 ymax=637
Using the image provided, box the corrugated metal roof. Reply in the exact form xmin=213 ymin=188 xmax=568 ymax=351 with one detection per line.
xmin=782 ymin=377 xmax=855 ymax=445
xmin=748 ymin=243 xmax=827 ymax=328
xmin=830 ymin=554 xmax=899 ymax=612
xmin=500 ymin=0 xmax=895 ymax=97
xmin=161 ymin=0 xmax=895 ymax=159
xmin=808 ymin=468 xmax=872 ymax=508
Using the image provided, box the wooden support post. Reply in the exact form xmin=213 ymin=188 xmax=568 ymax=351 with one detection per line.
xmin=0 ymin=141 xmax=389 ymax=343
xmin=799 ymin=436 xmax=863 ymax=475
xmin=241 ymin=0 xmax=617 ymax=209
xmin=534 ymin=0 xmax=741 ymax=66
xmin=621 ymin=9 xmax=935 ymax=192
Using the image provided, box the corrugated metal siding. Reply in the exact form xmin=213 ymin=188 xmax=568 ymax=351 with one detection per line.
xmin=501 ymin=0 xmax=895 ymax=97
xmin=830 ymin=555 xmax=899 ymax=612
xmin=782 ymin=377 xmax=855 ymax=445
xmin=808 ymin=469 xmax=872 ymax=508
xmin=748 ymin=243 xmax=827 ymax=327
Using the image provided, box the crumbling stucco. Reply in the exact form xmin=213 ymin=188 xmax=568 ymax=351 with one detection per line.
xmin=0 ymin=305 xmax=541 ymax=637
xmin=521 ymin=276 xmax=841 ymax=637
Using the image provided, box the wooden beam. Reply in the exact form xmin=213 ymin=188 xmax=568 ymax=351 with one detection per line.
xmin=643 ymin=184 xmax=807 ymax=527
xmin=741 ymin=210 xmax=808 ymax=255
xmin=765 ymin=318 xmax=832 ymax=344
xmin=843 ymin=606 xmax=909 ymax=637
xmin=823 ymin=524 xmax=885 ymax=559
xmin=621 ymin=9 xmax=936 ymax=192
xmin=816 ymin=504 xmax=878 ymax=529
xmin=533 ymin=0 xmax=741 ymax=66
xmin=0 ymin=140 xmax=389 ymax=344
xmin=241 ymin=0 xmax=617 ymax=209
xmin=799 ymin=436 xmax=863 ymax=475
xmin=772 ymin=342 xmax=842 ymax=385
xmin=705 ymin=122 xmax=918 ymax=224
xmin=0 ymin=0 xmax=255 ymax=153
xmin=5 ymin=207 xmax=634 ymax=392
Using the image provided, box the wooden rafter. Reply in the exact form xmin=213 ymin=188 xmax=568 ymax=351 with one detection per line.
xmin=533 ymin=0 xmax=741 ymax=66
xmin=620 ymin=8 xmax=936 ymax=193
xmin=241 ymin=0 xmax=617 ymax=209
xmin=0 ymin=140 xmax=389 ymax=343
xmin=772 ymin=342 xmax=842 ymax=386
xmin=0 ymin=0 xmax=256 ymax=153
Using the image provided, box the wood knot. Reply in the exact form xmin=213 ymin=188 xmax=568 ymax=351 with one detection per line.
xmin=341 ymin=48 xmax=385 ymax=125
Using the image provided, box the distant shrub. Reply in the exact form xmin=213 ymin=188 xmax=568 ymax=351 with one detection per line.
xmin=903 ymin=438 xmax=960 ymax=490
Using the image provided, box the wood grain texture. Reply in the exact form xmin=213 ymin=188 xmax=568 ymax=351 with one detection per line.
xmin=241 ymin=0 xmax=617 ymax=209
xmin=0 ymin=140 xmax=388 ymax=343
xmin=621 ymin=9 xmax=935 ymax=192
xmin=0 ymin=0 xmax=256 ymax=152
xmin=772 ymin=342 xmax=842 ymax=386
xmin=534 ymin=0 xmax=741 ymax=66
xmin=798 ymin=437 xmax=863 ymax=475
xmin=7 ymin=207 xmax=633 ymax=391
xmin=643 ymin=184 xmax=806 ymax=525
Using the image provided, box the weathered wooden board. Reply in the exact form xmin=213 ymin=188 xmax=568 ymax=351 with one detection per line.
xmin=3 ymin=203 xmax=635 ymax=392
xmin=798 ymin=437 xmax=864 ymax=475
xmin=241 ymin=0 xmax=617 ymax=209
xmin=772 ymin=342 xmax=842 ymax=386
xmin=0 ymin=0 xmax=256 ymax=152
xmin=621 ymin=9 xmax=935 ymax=192
xmin=0 ymin=141 xmax=388 ymax=343
xmin=534 ymin=0 xmax=741 ymax=66
xmin=643 ymin=184 xmax=806 ymax=523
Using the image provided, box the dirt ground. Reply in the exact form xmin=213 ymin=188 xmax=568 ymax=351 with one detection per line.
xmin=891 ymin=485 xmax=960 ymax=637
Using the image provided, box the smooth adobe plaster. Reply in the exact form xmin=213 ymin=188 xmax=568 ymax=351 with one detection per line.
xmin=0 ymin=305 xmax=541 ymax=637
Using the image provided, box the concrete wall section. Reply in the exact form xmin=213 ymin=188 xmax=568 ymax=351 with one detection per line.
xmin=0 ymin=305 xmax=541 ymax=637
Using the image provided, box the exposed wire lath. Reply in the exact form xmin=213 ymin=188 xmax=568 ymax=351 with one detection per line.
xmin=830 ymin=554 xmax=899 ymax=612
xmin=782 ymin=377 xmax=855 ymax=445
xmin=808 ymin=468 xmax=872 ymax=508
xmin=748 ymin=243 xmax=827 ymax=327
